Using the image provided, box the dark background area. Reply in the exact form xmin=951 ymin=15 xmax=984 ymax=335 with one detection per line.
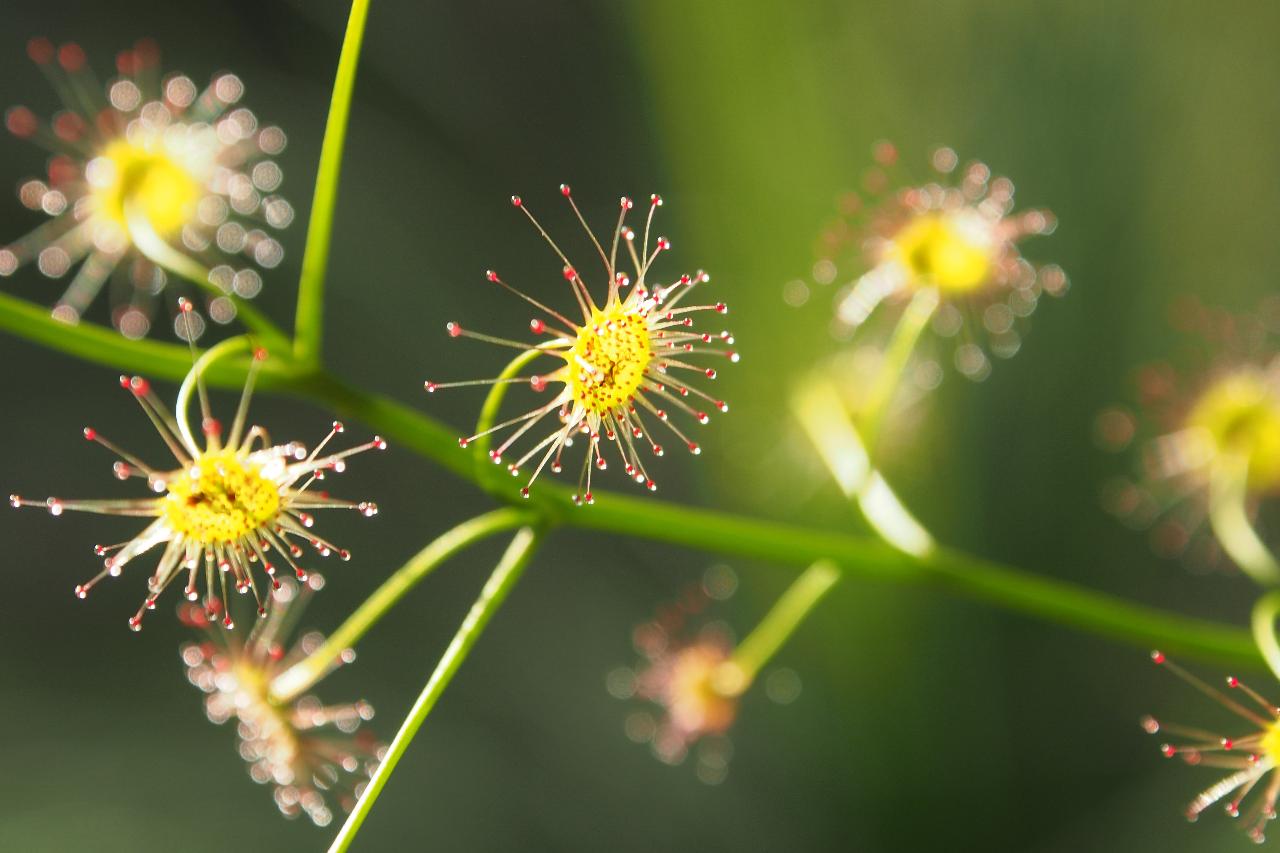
xmin=0 ymin=1 xmax=1278 ymax=850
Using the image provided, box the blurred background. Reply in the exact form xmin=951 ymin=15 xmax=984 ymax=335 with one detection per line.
xmin=0 ymin=0 xmax=1278 ymax=850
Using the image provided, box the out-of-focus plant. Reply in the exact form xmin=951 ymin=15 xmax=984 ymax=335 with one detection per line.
xmin=0 ymin=1 xmax=1276 ymax=849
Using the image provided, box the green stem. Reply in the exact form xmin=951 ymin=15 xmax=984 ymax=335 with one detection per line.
xmin=0 ymin=306 xmax=1263 ymax=668
xmin=175 ymin=336 xmax=250 ymax=451
xmin=859 ymin=287 xmax=939 ymax=451
xmin=792 ymin=378 xmax=935 ymax=556
xmin=294 ymin=0 xmax=373 ymax=366
xmin=1209 ymin=455 xmax=1280 ymax=587
xmin=328 ymin=526 xmax=542 ymax=853
xmin=270 ymin=508 xmax=533 ymax=703
xmin=715 ymin=559 xmax=839 ymax=695
xmin=472 ymin=349 xmax=544 ymax=485
xmin=1250 ymin=591 xmax=1280 ymax=682
xmin=125 ymin=200 xmax=291 ymax=352
xmin=0 ymin=291 xmax=304 ymax=389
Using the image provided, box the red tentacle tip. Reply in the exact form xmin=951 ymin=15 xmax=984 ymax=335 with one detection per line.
xmin=128 ymin=376 xmax=151 ymax=396
xmin=486 ymin=270 xmax=499 ymax=282
xmin=178 ymin=297 xmax=193 ymax=313
xmin=372 ymin=436 xmax=387 ymax=451
xmin=563 ymin=266 xmax=577 ymax=281
xmin=520 ymin=487 xmax=530 ymax=499
xmin=650 ymin=194 xmax=662 ymax=207
xmin=332 ymin=421 xmax=345 ymax=433
xmin=560 ymin=184 xmax=572 ymax=197
xmin=620 ymin=197 xmax=633 ymax=210
xmin=1150 ymin=650 xmax=1166 ymax=665
xmin=254 ymin=347 xmax=269 ymax=361
xmin=424 ymin=381 xmax=437 ymax=393
xmin=446 ymin=322 xmax=462 ymax=338
xmin=530 ymin=376 xmax=548 ymax=392
xmin=26 ymin=37 xmax=54 ymax=64
xmin=657 ymin=237 xmax=671 ymax=251
xmin=82 ymin=427 xmax=97 ymax=441
xmin=127 ymin=616 xmax=143 ymax=633
xmin=530 ymin=319 xmax=546 ymax=335
xmin=5 ymin=106 xmax=37 ymax=138
xmin=458 ymin=438 xmax=470 ymax=449
xmin=1228 ymin=676 xmax=1241 ymax=688
xmin=510 ymin=195 xmax=522 ymax=207
xmin=57 ymin=43 xmax=86 ymax=72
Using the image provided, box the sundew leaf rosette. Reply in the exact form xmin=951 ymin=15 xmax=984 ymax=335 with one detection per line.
xmin=9 ymin=304 xmax=385 ymax=630
xmin=1 ymin=38 xmax=293 ymax=339
xmin=427 ymin=187 xmax=738 ymax=504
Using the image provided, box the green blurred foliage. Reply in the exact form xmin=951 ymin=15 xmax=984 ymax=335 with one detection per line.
xmin=0 ymin=0 xmax=1277 ymax=850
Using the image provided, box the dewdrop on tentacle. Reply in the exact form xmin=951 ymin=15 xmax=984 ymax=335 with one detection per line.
xmin=0 ymin=38 xmax=293 ymax=339
xmin=818 ymin=144 xmax=1065 ymax=381
xmin=426 ymin=187 xmax=735 ymax=504
xmin=9 ymin=301 xmax=385 ymax=631
xmin=1143 ymin=651 xmax=1280 ymax=843
xmin=180 ymin=575 xmax=384 ymax=826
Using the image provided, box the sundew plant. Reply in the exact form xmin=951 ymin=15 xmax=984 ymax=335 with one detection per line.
xmin=2 ymin=2 xmax=1279 ymax=852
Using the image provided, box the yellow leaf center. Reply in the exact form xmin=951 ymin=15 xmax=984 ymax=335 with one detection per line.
xmin=668 ymin=645 xmax=738 ymax=735
xmin=890 ymin=212 xmax=993 ymax=293
xmin=568 ymin=305 xmax=652 ymax=416
xmin=94 ymin=139 xmax=201 ymax=236
xmin=1262 ymin=717 xmax=1280 ymax=767
xmin=164 ymin=449 xmax=281 ymax=544
xmin=1186 ymin=370 xmax=1280 ymax=492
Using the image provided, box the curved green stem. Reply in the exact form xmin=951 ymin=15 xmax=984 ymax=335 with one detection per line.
xmin=792 ymin=378 xmax=935 ymax=556
xmin=715 ymin=559 xmax=839 ymax=695
xmin=328 ymin=526 xmax=543 ymax=853
xmin=1250 ymin=591 xmax=1280 ymax=682
xmin=859 ymin=287 xmax=938 ymax=451
xmin=1210 ymin=455 xmax=1280 ymax=587
xmin=269 ymin=507 xmax=533 ymax=703
xmin=472 ymin=349 xmax=544 ymax=481
xmin=175 ymin=336 xmax=250 ymax=452
xmin=294 ymin=0 xmax=373 ymax=366
xmin=125 ymin=201 xmax=291 ymax=352
xmin=0 ymin=301 xmax=1263 ymax=669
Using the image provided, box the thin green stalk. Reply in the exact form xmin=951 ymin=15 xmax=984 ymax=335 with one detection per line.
xmin=472 ymin=349 xmax=543 ymax=485
xmin=125 ymin=200 xmax=291 ymax=351
xmin=1251 ymin=591 xmax=1280 ymax=682
xmin=294 ymin=0 xmax=373 ymax=366
xmin=859 ymin=287 xmax=939 ymax=451
xmin=0 ymin=304 xmax=1263 ymax=668
xmin=1210 ymin=455 xmax=1280 ymax=587
xmin=270 ymin=508 xmax=533 ymax=703
xmin=792 ymin=378 xmax=934 ymax=556
xmin=715 ymin=559 xmax=839 ymax=695
xmin=328 ymin=526 xmax=543 ymax=853
xmin=174 ymin=336 xmax=251 ymax=451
